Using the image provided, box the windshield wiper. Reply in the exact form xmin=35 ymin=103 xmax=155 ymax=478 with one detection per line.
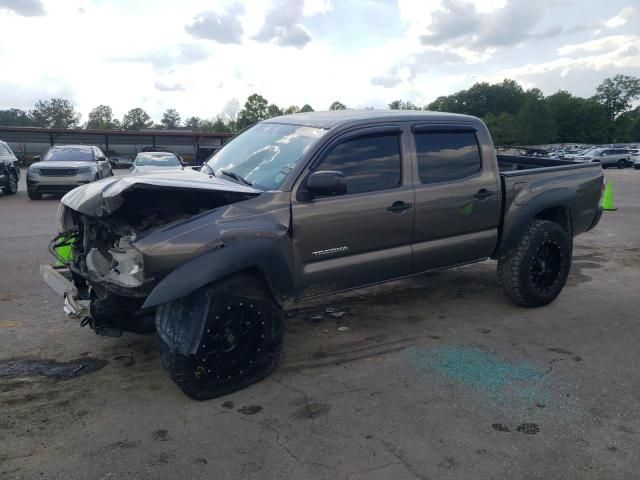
xmin=220 ymin=169 xmax=252 ymax=186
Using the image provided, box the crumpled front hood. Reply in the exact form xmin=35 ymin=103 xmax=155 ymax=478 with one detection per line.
xmin=61 ymin=169 xmax=261 ymax=217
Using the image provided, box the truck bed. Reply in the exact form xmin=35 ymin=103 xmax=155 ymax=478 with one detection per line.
xmin=497 ymin=154 xmax=576 ymax=172
xmin=496 ymin=155 xmax=604 ymax=253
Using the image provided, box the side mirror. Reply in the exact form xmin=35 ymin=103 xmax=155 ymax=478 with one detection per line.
xmin=33 ymin=155 xmax=41 ymax=161
xmin=97 ymin=156 xmax=107 ymax=162
xmin=191 ymin=165 xmax=201 ymax=172
xmin=307 ymin=170 xmax=347 ymax=197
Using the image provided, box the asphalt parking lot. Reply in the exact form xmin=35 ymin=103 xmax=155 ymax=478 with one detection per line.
xmin=1 ymin=168 xmax=639 ymax=480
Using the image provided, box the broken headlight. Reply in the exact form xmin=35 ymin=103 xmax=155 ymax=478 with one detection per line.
xmin=86 ymin=236 xmax=145 ymax=288
xmin=56 ymin=204 xmax=76 ymax=234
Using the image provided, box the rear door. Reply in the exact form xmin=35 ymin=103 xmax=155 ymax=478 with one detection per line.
xmin=291 ymin=126 xmax=414 ymax=297
xmin=410 ymin=125 xmax=500 ymax=272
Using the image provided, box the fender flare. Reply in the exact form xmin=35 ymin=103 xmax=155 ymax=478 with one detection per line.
xmin=142 ymin=237 xmax=296 ymax=310
xmin=496 ymin=188 xmax=576 ymax=257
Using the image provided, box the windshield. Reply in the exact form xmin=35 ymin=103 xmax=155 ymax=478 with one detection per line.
xmin=43 ymin=147 xmax=94 ymax=162
xmin=135 ymin=153 xmax=181 ymax=167
xmin=204 ymin=123 xmax=326 ymax=190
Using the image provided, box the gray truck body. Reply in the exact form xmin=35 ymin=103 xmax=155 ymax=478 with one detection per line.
xmin=47 ymin=111 xmax=603 ymax=315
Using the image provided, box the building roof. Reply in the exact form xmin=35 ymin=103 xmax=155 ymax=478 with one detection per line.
xmin=0 ymin=125 xmax=233 ymax=148
xmin=264 ymin=110 xmax=478 ymax=129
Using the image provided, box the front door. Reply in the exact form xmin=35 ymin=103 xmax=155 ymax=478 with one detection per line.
xmin=291 ymin=128 xmax=414 ymax=298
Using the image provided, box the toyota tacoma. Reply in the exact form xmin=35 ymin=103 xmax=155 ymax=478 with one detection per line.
xmin=41 ymin=111 xmax=605 ymax=400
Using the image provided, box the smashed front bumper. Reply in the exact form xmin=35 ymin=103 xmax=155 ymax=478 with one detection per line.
xmin=40 ymin=264 xmax=90 ymax=320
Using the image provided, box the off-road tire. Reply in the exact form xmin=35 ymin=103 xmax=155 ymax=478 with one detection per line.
xmin=27 ymin=190 xmax=42 ymax=200
xmin=497 ymin=219 xmax=572 ymax=307
xmin=2 ymin=171 xmax=18 ymax=195
xmin=160 ymin=273 xmax=284 ymax=400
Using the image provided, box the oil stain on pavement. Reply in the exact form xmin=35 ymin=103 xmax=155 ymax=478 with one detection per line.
xmin=0 ymin=357 xmax=107 ymax=380
xmin=405 ymin=345 xmax=573 ymax=417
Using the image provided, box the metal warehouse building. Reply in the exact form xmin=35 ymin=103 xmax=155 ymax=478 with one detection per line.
xmin=0 ymin=126 xmax=234 ymax=165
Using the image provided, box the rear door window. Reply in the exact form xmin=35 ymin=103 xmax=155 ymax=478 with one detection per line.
xmin=315 ymin=133 xmax=401 ymax=195
xmin=414 ymin=131 xmax=481 ymax=184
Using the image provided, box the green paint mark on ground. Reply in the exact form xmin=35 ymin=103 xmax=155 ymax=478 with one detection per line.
xmin=407 ymin=345 xmax=550 ymax=405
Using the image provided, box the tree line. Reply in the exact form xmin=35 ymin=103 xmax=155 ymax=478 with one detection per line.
xmin=0 ymin=96 xmax=348 ymax=134
xmin=0 ymin=75 xmax=638 ymax=144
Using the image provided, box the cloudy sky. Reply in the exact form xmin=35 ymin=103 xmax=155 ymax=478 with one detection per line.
xmin=0 ymin=0 xmax=638 ymax=123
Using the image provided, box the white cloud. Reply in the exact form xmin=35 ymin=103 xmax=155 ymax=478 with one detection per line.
xmin=558 ymin=35 xmax=635 ymax=57
xmin=185 ymin=5 xmax=244 ymax=44
xmin=604 ymin=6 xmax=635 ymax=29
xmin=0 ymin=0 xmax=637 ymax=123
xmin=0 ymin=0 xmax=45 ymax=16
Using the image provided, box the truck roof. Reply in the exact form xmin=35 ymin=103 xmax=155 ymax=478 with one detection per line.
xmin=264 ymin=110 xmax=479 ymax=129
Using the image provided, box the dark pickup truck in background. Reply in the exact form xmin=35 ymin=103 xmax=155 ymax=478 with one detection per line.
xmin=41 ymin=111 xmax=604 ymax=399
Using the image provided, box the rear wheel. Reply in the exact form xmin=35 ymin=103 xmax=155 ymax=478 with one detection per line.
xmin=160 ymin=274 xmax=284 ymax=400
xmin=28 ymin=190 xmax=42 ymax=200
xmin=2 ymin=171 xmax=18 ymax=195
xmin=498 ymin=219 xmax=572 ymax=307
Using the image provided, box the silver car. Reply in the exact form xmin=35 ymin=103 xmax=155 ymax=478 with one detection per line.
xmin=573 ymin=148 xmax=631 ymax=169
xmin=130 ymin=151 xmax=183 ymax=175
xmin=27 ymin=145 xmax=112 ymax=200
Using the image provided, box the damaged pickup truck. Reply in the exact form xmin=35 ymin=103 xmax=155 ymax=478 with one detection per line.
xmin=41 ymin=111 xmax=605 ymax=400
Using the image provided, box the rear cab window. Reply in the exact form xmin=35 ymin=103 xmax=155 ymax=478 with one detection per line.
xmin=315 ymin=133 xmax=402 ymax=195
xmin=413 ymin=130 xmax=482 ymax=184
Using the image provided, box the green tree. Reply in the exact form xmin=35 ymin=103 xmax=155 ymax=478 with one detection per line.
xmin=122 ymin=108 xmax=154 ymax=130
xmin=388 ymin=100 xmax=420 ymax=110
xmin=329 ymin=101 xmax=346 ymax=110
xmin=30 ymin=98 xmax=81 ymax=128
xmin=200 ymin=117 xmax=231 ymax=133
xmin=184 ymin=116 xmax=203 ymax=130
xmin=236 ymin=94 xmax=270 ymax=129
xmin=284 ymin=105 xmax=300 ymax=114
xmin=267 ymin=104 xmax=283 ymax=118
xmin=160 ymin=108 xmax=181 ymax=129
xmin=612 ymin=107 xmax=640 ymax=142
xmin=546 ymin=91 xmax=608 ymax=143
xmin=86 ymin=105 xmax=119 ymax=129
xmin=428 ymin=79 xmax=525 ymax=117
xmin=484 ymin=112 xmax=517 ymax=145
xmin=0 ymin=108 xmax=33 ymax=126
xmin=516 ymin=96 xmax=556 ymax=145
xmin=300 ymin=104 xmax=314 ymax=112
xmin=594 ymin=75 xmax=640 ymax=141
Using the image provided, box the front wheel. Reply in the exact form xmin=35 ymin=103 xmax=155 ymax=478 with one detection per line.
xmin=2 ymin=171 xmax=18 ymax=195
xmin=618 ymin=159 xmax=627 ymax=169
xmin=497 ymin=219 xmax=572 ymax=307
xmin=160 ymin=274 xmax=284 ymax=400
xmin=28 ymin=190 xmax=42 ymax=200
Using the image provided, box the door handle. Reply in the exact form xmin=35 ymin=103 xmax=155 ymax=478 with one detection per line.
xmin=387 ymin=201 xmax=412 ymax=213
xmin=474 ymin=189 xmax=493 ymax=200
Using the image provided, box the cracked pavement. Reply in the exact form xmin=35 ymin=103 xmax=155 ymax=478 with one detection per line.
xmin=1 ymin=169 xmax=640 ymax=479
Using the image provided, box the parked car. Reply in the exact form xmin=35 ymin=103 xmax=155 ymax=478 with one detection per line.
xmin=629 ymin=149 xmax=640 ymax=169
xmin=573 ymin=148 xmax=630 ymax=168
xmin=107 ymin=150 xmax=133 ymax=169
xmin=130 ymin=152 xmax=184 ymax=175
xmin=141 ymin=146 xmax=185 ymax=164
xmin=0 ymin=140 xmax=20 ymax=195
xmin=41 ymin=111 xmax=604 ymax=400
xmin=26 ymin=145 xmax=112 ymax=200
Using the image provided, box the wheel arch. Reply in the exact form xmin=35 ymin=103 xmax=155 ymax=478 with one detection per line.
xmin=142 ymin=237 xmax=296 ymax=311
xmin=496 ymin=189 xmax=576 ymax=257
